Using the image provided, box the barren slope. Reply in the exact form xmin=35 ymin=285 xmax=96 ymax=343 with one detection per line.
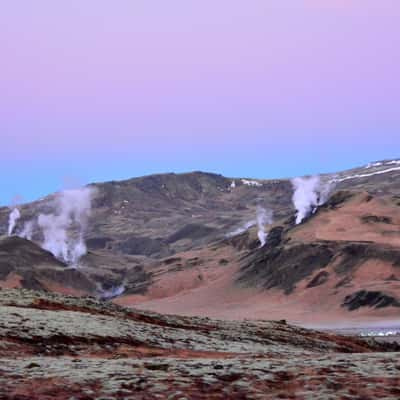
xmin=117 ymin=190 xmax=400 ymax=327
xmin=0 ymin=161 xmax=400 ymax=327
xmin=1 ymin=160 xmax=399 ymax=259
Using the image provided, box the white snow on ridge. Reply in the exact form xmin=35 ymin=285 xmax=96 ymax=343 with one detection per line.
xmin=386 ymin=160 xmax=400 ymax=165
xmin=332 ymin=166 xmax=400 ymax=183
xmin=241 ymin=179 xmax=262 ymax=187
xmin=365 ymin=162 xmax=383 ymax=169
xmin=365 ymin=160 xmax=400 ymax=169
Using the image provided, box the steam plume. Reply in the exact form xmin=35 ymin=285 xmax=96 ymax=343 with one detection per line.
xmin=19 ymin=220 xmax=34 ymax=240
xmin=291 ymin=176 xmax=333 ymax=224
xmin=318 ymin=179 xmax=335 ymax=206
xmin=37 ymin=187 xmax=95 ymax=266
xmin=226 ymin=220 xmax=256 ymax=238
xmin=8 ymin=208 xmax=21 ymax=236
xmin=256 ymin=206 xmax=273 ymax=247
xmin=99 ymin=283 xmax=126 ymax=300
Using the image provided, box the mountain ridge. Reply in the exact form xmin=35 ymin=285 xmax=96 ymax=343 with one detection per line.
xmin=0 ymin=159 xmax=400 ymax=327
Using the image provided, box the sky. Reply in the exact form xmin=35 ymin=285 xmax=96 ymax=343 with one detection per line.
xmin=1 ymin=1 xmax=399 ymax=204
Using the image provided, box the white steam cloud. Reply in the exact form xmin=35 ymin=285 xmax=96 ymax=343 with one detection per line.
xmin=19 ymin=220 xmax=34 ymax=240
xmin=99 ymin=284 xmax=126 ymax=300
xmin=226 ymin=220 xmax=256 ymax=238
xmin=256 ymin=206 xmax=273 ymax=247
xmin=8 ymin=208 xmax=21 ymax=236
xmin=225 ymin=207 xmax=273 ymax=246
xmin=318 ymin=180 xmax=335 ymax=206
xmin=37 ymin=187 xmax=95 ymax=266
xmin=291 ymin=176 xmax=334 ymax=225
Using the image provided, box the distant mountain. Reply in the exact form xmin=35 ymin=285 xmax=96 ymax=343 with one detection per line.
xmin=2 ymin=160 xmax=400 ymax=257
xmin=0 ymin=159 xmax=400 ymax=325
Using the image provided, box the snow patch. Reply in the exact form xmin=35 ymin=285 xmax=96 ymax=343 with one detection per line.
xmin=365 ymin=162 xmax=383 ymax=169
xmin=241 ymin=179 xmax=262 ymax=187
xmin=332 ymin=167 xmax=400 ymax=183
xmin=385 ymin=160 xmax=400 ymax=165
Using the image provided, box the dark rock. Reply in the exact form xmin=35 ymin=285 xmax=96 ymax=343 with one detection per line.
xmin=163 ymin=257 xmax=182 ymax=265
xmin=267 ymin=226 xmax=284 ymax=248
xmin=238 ymin=243 xmax=335 ymax=294
xmin=144 ymin=363 xmax=169 ymax=371
xmin=361 ymin=215 xmax=392 ymax=224
xmin=335 ymin=243 xmax=400 ymax=273
xmin=0 ymin=261 xmax=13 ymax=280
xmin=116 ymin=236 xmax=167 ymax=257
xmin=322 ymin=191 xmax=355 ymax=210
xmin=0 ymin=236 xmax=65 ymax=269
xmin=307 ymin=271 xmax=329 ymax=288
xmin=25 ymin=362 xmax=40 ymax=369
xmin=166 ymin=224 xmax=217 ymax=244
xmin=342 ymin=290 xmax=400 ymax=311
xmin=86 ymin=237 xmax=113 ymax=250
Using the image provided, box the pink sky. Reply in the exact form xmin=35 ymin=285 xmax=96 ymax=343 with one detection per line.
xmin=0 ymin=1 xmax=399 ymax=202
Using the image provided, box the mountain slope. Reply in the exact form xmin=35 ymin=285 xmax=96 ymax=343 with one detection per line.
xmin=0 ymin=236 xmax=97 ymax=295
xmin=1 ymin=160 xmax=400 ymax=258
xmin=0 ymin=160 xmax=400 ymax=326
xmin=117 ymin=189 xmax=400 ymax=325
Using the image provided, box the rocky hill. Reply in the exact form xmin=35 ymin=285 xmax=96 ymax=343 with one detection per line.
xmin=235 ymin=190 xmax=400 ymax=321
xmin=1 ymin=159 xmax=399 ymax=260
xmin=0 ymin=160 xmax=400 ymax=326
xmin=0 ymin=236 xmax=97 ymax=295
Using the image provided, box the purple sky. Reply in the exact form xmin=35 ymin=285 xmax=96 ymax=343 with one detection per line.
xmin=1 ymin=1 xmax=399 ymax=204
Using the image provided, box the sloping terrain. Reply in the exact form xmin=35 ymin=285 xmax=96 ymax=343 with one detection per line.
xmin=0 ymin=235 xmax=158 ymax=301
xmin=0 ymin=236 xmax=97 ymax=296
xmin=235 ymin=191 xmax=400 ymax=323
xmin=1 ymin=161 xmax=400 ymax=399
xmin=0 ymin=172 xmax=293 ymax=258
xmin=0 ymin=160 xmax=400 ymax=326
xmin=0 ymin=289 xmax=399 ymax=399
xmin=116 ymin=189 xmax=400 ymax=327
xmin=1 ymin=159 xmax=399 ymax=260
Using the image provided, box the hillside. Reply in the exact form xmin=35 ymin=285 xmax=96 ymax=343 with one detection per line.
xmin=0 ymin=289 xmax=399 ymax=399
xmin=1 ymin=160 xmax=399 ymax=259
xmin=0 ymin=160 xmax=400 ymax=327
